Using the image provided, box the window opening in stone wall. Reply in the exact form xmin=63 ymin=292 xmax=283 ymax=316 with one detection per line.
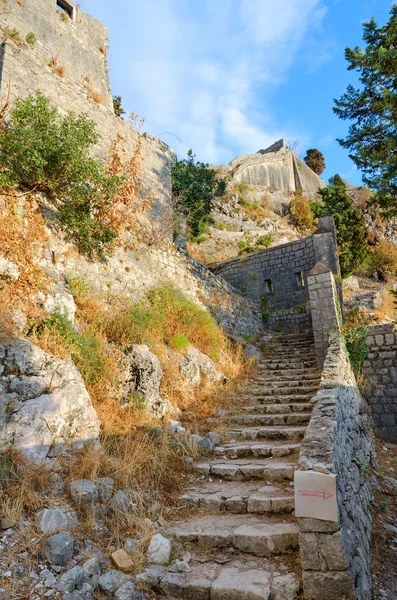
xmin=264 ymin=279 xmax=273 ymax=292
xmin=295 ymin=271 xmax=305 ymax=288
xmin=57 ymin=0 xmax=74 ymax=19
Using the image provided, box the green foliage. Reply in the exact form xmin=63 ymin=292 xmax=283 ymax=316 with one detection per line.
xmin=2 ymin=27 xmax=21 ymax=44
xmin=0 ymin=92 xmax=126 ymax=258
xmin=25 ymin=32 xmax=37 ymax=47
xmin=334 ymin=6 xmax=397 ymax=215
xmin=113 ymin=95 xmax=126 ymax=118
xmin=261 ymin=294 xmax=270 ymax=324
xmin=310 ymin=201 xmax=325 ymax=219
xmin=304 ymin=148 xmax=326 ymax=175
xmin=172 ymin=150 xmax=227 ymax=237
xmin=318 ymin=177 xmax=368 ymax=277
xmin=343 ymin=325 xmax=369 ymax=374
xmin=380 ymin=500 xmax=389 ymax=512
xmin=239 ymin=232 xmax=272 ymax=254
xmin=107 ymin=284 xmax=225 ymax=360
xmin=33 ymin=313 xmax=107 ymax=384
xmin=169 ymin=333 xmax=190 ymax=352
xmin=0 ymin=453 xmax=12 ymax=480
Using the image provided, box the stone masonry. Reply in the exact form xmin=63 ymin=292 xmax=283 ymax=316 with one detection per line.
xmin=363 ymin=323 xmax=397 ymax=442
xmin=211 ymin=216 xmax=341 ymax=331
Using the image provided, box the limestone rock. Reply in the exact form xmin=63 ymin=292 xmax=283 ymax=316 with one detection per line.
xmin=191 ymin=434 xmax=213 ymax=453
xmin=35 ymin=508 xmax=69 ymax=536
xmin=58 ymin=565 xmax=85 ymax=592
xmin=0 ymin=256 xmax=20 ymax=281
xmin=40 ymin=283 xmax=77 ymax=323
xmin=136 ymin=564 xmax=166 ymax=587
xmin=272 ymin=573 xmax=300 ymax=599
xmin=124 ymin=344 xmax=172 ymax=416
xmin=207 ymin=431 xmax=221 ymax=446
xmin=146 ymin=533 xmax=171 ymax=565
xmin=69 ymin=480 xmax=98 ymax=505
xmin=109 ymin=490 xmax=134 ymax=514
xmin=114 ymin=580 xmax=146 ymax=600
xmin=97 ymin=477 xmax=114 ymax=502
xmin=0 ymin=340 xmax=101 ymax=462
xmin=82 ymin=557 xmax=101 ymax=587
xmin=111 ymin=549 xmax=134 ymax=572
xmin=41 ymin=532 xmax=74 ymax=566
xmin=98 ymin=570 xmax=133 ymax=596
xmin=124 ymin=538 xmax=137 ymax=555
xmin=343 ymin=276 xmax=359 ymax=292
xmin=211 ymin=568 xmax=270 ymax=599
xmin=180 ymin=344 xmax=222 ymax=388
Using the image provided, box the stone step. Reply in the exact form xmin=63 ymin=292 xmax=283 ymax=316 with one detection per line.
xmin=256 ymin=368 xmax=320 ymax=378
xmin=228 ymin=413 xmax=311 ymax=427
xmin=241 ymin=403 xmax=313 ymax=414
xmin=214 ymin=441 xmax=300 ymax=459
xmin=238 ymin=394 xmax=315 ymax=404
xmin=165 ymin=514 xmax=299 ymax=557
xmin=227 ymin=426 xmax=306 ymax=442
xmin=258 ymin=360 xmax=318 ymax=369
xmin=151 ymin=552 xmax=301 ymax=599
xmin=180 ymin=481 xmax=294 ymax=515
xmin=195 ymin=458 xmax=295 ymax=482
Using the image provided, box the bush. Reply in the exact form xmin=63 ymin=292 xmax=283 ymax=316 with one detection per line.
xmin=343 ymin=326 xmax=369 ymax=374
xmin=0 ymin=92 xmax=131 ymax=258
xmin=172 ymin=150 xmax=227 ymax=238
xmin=25 ymin=32 xmax=36 ymax=47
xmin=371 ymin=241 xmax=397 ymax=281
xmin=289 ymin=191 xmax=313 ymax=231
xmin=239 ymin=232 xmax=272 ymax=254
xmin=170 ymin=334 xmax=190 ymax=352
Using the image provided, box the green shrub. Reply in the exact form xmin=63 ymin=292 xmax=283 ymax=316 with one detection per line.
xmin=25 ymin=32 xmax=37 ymax=47
xmin=0 ymin=91 xmax=127 ymax=258
xmin=172 ymin=150 xmax=227 ymax=238
xmin=239 ymin=232 xmax=272 ymax=254
xmin=169 ymin=334 xmax=190 ymax=352
xmin=32 ymin=313 xmax=107 ymax=384
xmin=343 ymin=325 xmax=369 ymax=374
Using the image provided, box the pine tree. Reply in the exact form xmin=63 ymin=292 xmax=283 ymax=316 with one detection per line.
xmin=318 ymin=177 xmax=368 ymax=278
xmin=304 ymin=148 xmax=326 ymax=175
xmin=334 ymin=6 xmax=397 ymax=215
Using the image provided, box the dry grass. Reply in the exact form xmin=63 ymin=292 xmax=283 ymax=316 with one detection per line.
xmin=87 ymin=86 xmax=107 ymax=106
xmin=374 ymin=287 xmax=397 ymax=321
xmin=289 ymin=191 xmax=314 ymax=233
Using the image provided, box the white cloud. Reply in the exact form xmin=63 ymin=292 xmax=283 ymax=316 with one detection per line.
xmin=117 ymin=0 xmax=327 ymax=163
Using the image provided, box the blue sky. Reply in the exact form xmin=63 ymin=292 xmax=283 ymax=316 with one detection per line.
xmin=83 ymin=0 xmax=392 ymax=185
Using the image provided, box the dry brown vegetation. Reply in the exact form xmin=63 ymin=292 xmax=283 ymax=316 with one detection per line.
xmin=289 ymin=190 xmax=314 ymax=232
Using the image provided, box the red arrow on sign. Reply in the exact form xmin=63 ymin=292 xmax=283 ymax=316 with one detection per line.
xmin=298 ymin=489 xmax=333 ymax=501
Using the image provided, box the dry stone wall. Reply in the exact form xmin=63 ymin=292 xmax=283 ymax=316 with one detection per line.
xmin=363 ymin=324 xmax=397 ymax=442
xmin=298 ymin=335 xmax=374 ymax=600
xmin=211 ymin=217 xmax=339 ymax=331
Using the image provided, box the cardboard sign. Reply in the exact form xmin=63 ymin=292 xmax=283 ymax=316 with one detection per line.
xmin=294 ymin=470 xmax=338 ymax=522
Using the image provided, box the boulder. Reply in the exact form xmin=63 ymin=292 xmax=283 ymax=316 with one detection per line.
xmin=35 ymin=508 xmax=69 ymax=535
xmin=124 ymin=344 xmax=172 ymax=416
xmin=343 ymin=276 xmax=360 ymax=292
xmin=41 ymin=532 xmax=74 ymax=566
xmin=179 ymin=345 xmax=223 ymax=388
xmin=0 ymin=256 xmax=20 ymax=281
xmin=0 ymin=340 xmax=101 ymax=462
xmin=146 ymin=533 xmax=171 ymax=565
xmin=69 ymin=480 xmax=98 ymax=505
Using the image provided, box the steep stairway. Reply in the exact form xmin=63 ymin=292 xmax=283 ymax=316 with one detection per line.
xmin=158 ymin=333 xmax=320 ymax=599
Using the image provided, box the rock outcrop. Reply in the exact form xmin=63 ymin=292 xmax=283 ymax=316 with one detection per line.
xmin=0 ymin=340 xmax=100 ymax=462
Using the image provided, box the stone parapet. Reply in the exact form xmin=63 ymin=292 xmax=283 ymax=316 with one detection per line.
xmin=297 ymin=335 xmax=374 ymax=600
xmin=363 ymin=323 xmax=397 ymax=442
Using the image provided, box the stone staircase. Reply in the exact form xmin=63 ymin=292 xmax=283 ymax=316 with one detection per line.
xmin=159 ymin=333 xmax=321 ymax=599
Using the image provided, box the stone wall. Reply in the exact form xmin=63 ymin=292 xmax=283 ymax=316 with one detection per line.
xmin=0 ymin=0 xmax=175 ymax=224
xmin=210 ymin=217 xmax=340 ymax=331
xmin=298 ymin=335 xmax=374 ymax=600
xmin=363 ymin=324 xmax=397 ymax=442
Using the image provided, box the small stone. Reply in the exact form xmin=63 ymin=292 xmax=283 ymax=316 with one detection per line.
xmin=136 ymin=565 xmax=166 ymax=586
xmin=0 ymin=256 xmax=20 ymax=281
xmin=82 ymin=556 xmax=101 ymax=587
xmin=98 ymin=570 xmax=133 ymax=597
xmin=114 ymin=580 xmax=146 ymax=600
xmin=58 ymin=565 xmax=85 ymax=592
xmin=185 ymin=457 xmax=194 ymax=465
xmin=272 ymin=573 xmax=300 ymax=599
xmin=97 ymin=477 xmax=114 ymax=502
xmin=41 ymin=533 xmax=74 ymax=566
xmin=111 ymin=549 xmax=134 ymax=572
xmin=167 ymin=420 xmax=182 ymax=433
xmin=190 ymin=434 xmax=213 ymax=453
xmin=124 ymin=538 xmax=137 ymax=554
xmin=206 ymin=431 xmax=221 ymax=445
xmin=67 ymin=583 xmax=94 ymax=600
xmin=157 ymin=515 xmax=167 ymax=527
xmin=109 ymin=490 xmax=134 ymax=514
xmin=35 ymin=509 xmax=68 ymax=536
xmin=169 ymin=560 xmax=191 ymax=573
xmin=69 ymin=480 xmax=98 ymax=505
xmin=146 ymin=533 xmax=171 ymax=565
xmin=41 ymin=569 xmax=57 ymax=588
